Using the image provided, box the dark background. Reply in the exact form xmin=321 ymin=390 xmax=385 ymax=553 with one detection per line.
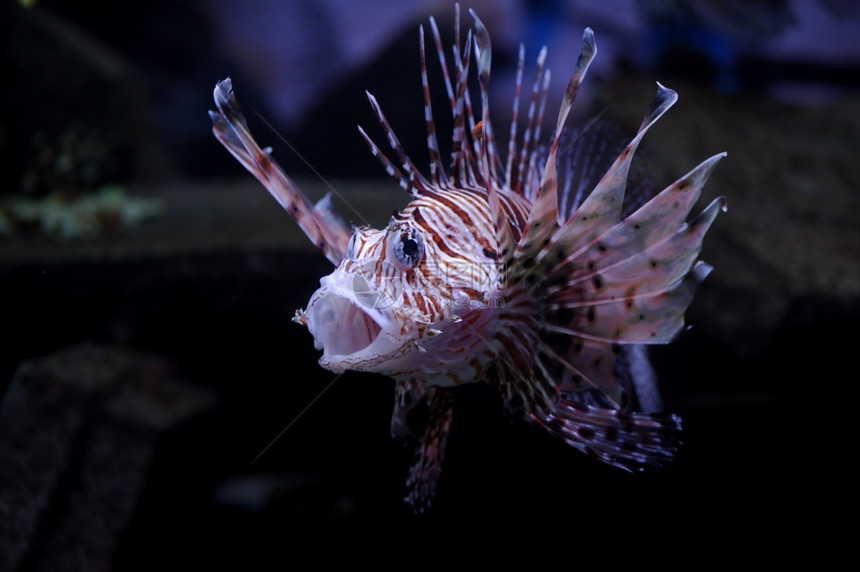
xmin=2 ymin=0 xmax=857 ymax=567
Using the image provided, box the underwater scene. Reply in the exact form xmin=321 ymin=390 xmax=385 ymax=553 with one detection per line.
xmin=1 ymin=0 xmax=857 ymax=568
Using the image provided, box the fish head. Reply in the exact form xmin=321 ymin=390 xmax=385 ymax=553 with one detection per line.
xmin=294 ymin=213 xmax=433 ymax=376
xmin=295 ymin=201 xmax=503 ymax=378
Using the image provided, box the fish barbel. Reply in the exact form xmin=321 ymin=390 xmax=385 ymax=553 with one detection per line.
xmin=210 ymin=5 xmax=726 ymax=511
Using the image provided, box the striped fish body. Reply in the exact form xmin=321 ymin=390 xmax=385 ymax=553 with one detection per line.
xmin=210 ymin=5 xmax=725 ymax=511
xmin=298 ymin=184 xmax=531 ymax=385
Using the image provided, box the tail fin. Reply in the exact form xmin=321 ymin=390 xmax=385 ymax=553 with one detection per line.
xmin=533 ymin=400 xmax=682 ymax=471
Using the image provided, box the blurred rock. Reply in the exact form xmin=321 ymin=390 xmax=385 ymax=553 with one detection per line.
xmin=0 ymin=343 xmax=216 ymax=572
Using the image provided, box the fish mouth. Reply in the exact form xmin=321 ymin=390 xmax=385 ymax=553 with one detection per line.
xmin=307 ymin=294 xmax=382 ymax=357
xmin=301 ymin=271 xmax=400 ymax=373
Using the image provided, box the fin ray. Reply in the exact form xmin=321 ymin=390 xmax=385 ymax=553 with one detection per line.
xmin=550 ymin=84 xmax=678 ymax=254
xmin=404 ymin=388 xmax=455 ymax=513
xmin=532 ymin=401 xmax=682 ymax=471
xmin=210 ymin=79 xmax=351 ymax=265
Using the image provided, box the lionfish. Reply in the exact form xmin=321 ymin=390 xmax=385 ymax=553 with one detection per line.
xmin=210 ymin=6 xmax=725 ymax=511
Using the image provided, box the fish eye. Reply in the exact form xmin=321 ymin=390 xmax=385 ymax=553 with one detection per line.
xmin=390 ymin=227 xmax=424 ymax=269
xmin=402 ymin=237 xmax=419 ymax=258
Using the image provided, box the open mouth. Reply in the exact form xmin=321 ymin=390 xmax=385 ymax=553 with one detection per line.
xmin=301 ymin=272 xmax=391 ymax=370
xmin=306 ymin=293 xmax=383 ymax=357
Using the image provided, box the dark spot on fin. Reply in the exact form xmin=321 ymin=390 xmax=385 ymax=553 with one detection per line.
xmin=557 ymin=307 xmax=574 ymax=324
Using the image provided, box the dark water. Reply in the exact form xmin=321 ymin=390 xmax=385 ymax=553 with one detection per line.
xmin=2 ymin=0 xmax=855 ymax=566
